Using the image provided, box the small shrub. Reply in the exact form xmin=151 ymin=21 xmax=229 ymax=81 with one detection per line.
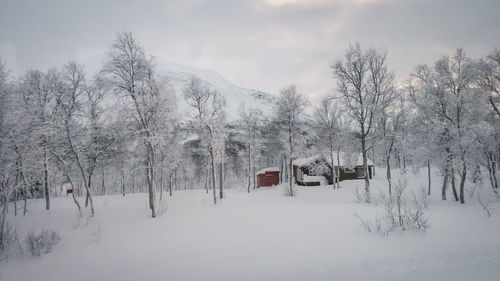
xmin=356 ymin=178 xmax=430 ymax=235
xmin=26 ymin=229 xmax=61 ymax=256
xmin=478 ymin=193 xmax=493 ymax=217
xmin=0 ymin=222 xmax=24 ymax=260
xmin=353 ymin=185 xmax=370 ymax=203
xmin=354 ymin=212 xmax=372 ymax=232
xmin=92 ymin=223 xmax=103 ymax=242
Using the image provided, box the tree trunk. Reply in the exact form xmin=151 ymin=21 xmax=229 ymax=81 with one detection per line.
xmin=247 ymin=143 xmax=251 ymax=193
xmin=210 ymin=149 xmax=217 ymax=205
xmin=252 ymin=163 xmax=257 ymax=190
xmin=288 ymin=118 xmax=294 ymax=196
xmin=174 ymin=169 xmax=178 ymax=191
xmin=459 ymin=155 xmax=467 ymax=204
xmin=0 ymin=199 xmax=6 ymax=250
xmin=23 ymin=180 xmax=27 ymax=216
xmin=132 ymin=173 xmax=135 ymax=193
xmin=219 ymin=161 xmax=224 ymax=199
xmin=14 ymin=189 xmax=17 ymax=217
xmin=78 ymin=178 xmax=82 ymax=197
xmin=451 ymin=168 xmax=459 ymax=202
xmin=122 ymin=161 xmax=126 ymax=197
xmin=205 ymin=169 xmax=209 ymax=194
xmin=386 ymin=156 xmax=392 ymax=197
xmin=361 ymin=135 xmax=370 ymax=202
xmin=101 ymin=160 xmax=106 ymax=195
xmin=159 ymin=171 xmax=163 ymax=201
xmin=146 ymin=147 xmax=156 ymax=217
xmin=85 ymin=187 xmax=90 ymax=207
xmin=427 ymin=160 xmax=431 ymax=196
xmin=43 ymin=146 xmax=50 ymax=210
xmin=49 ymin=150 xmax=82 ymax=216
xmin=279 ymin=155 xmax=284 ymax=184
xmin=372 ymin=146 xmax=376 ymax=176
xmin=169 ymin=172 xmax=173 ymax=197
xmin=330 ymin=149 xmax=337 ymax=188
xmin=441 ymin=174 xmax=448 ymax=201
xmin=1 ymin=192 xmax=8 ymax=251
xmin=337 ymin=147 xmax=341 ymax=189
xmin=289 ymin=156 xmax=294 ymax=196
xmin=66 ymin=174 xmax=82 ymax=217
xmin=85 ymin=170 xmax=95 ymax=206
xmin=490 ymin=153 xmax=499 ymax=191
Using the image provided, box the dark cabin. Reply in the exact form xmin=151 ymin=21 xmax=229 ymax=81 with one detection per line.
xmin=256 ymin=167 xmax=280 ymax=187
xmin=293 ymin=153 xmax=374 ymax=186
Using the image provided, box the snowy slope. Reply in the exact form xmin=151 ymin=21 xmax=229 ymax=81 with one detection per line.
xmin=2 ymin=168 xmax=500 ymax=281
xmin=157 ymin=61 xmax=276 ymax=121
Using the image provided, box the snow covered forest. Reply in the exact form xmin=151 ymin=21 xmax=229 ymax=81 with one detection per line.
xmin=1 ymin=1 xmax=500 ymax=279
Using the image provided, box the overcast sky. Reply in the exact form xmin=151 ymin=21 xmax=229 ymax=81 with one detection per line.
xmin=1 ymin=0 xmax=499 ymax=101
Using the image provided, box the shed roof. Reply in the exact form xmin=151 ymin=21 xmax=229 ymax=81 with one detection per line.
xmin=293 ymin=152 xmax=374 ymax=167
xmin=256 ymin=167 xmax=280 ymax=176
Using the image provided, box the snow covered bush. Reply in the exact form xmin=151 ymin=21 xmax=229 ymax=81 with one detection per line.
xmin=380 ymin=179 xmax=430 ymax=234
xmin=353 ymin=185 xmax=370 ymax=203
xmin=26 ymin=229 xmax=60 ymax=256
xmin=0 ymin=222 xmax=23 ymax=260
xmin=356 ymin=178 xmax=430 ymax=235
xmin=92 ymin=223 xmax=103 ymax=242
xmin=477 ymin=191 xmax=494 ymax=217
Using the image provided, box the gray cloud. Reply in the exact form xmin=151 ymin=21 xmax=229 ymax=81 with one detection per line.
xmin=1 ymin=0 xmax=499 ymax=103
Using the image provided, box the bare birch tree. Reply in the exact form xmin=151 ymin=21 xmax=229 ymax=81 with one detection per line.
xmin=239 ymin=104 xmax=262 ymax=193
xmin=315 ymin=96 xmax=341 ymax=189
xmin=184 ymin=77 xmax=226 ymax=204
xmin=103 ymin=31 xmax=166 ymax=217
xmin=275 ymin=84 xmax=308 ymax=197
xmin=332 ymin=43 xmax=393 ymax=202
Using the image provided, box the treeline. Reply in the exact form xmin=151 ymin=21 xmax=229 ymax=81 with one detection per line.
xmin=0 ymin=33 xmax=499 ymax=228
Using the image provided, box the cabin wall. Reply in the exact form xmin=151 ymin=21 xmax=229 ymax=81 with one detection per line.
xmin=294 ymin=160 xmax=374 ymax=185
xmin=257 ymin=171 xmax=280 ymax=187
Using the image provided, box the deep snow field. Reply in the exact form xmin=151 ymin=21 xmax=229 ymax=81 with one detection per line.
xmin=1 ymin=168 xmax=500 ymax=281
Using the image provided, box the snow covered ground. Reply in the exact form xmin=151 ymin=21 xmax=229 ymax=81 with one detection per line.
xmin=1 ymin=168 xmax=499 ymax=281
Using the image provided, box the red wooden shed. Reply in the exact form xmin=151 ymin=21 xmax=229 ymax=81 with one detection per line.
xmin=257 ymin=167 xmax=280 ymax=188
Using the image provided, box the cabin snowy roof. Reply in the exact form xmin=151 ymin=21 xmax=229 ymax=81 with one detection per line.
xmin=293 ymin=155 xmax=322 ymax=167
xmin=302 ymin=175 xmax=329 ymax=185
xmin=256 ymin=167 xmax=280 ymax=176
xmin=293 ymin=152 xmax=374 ymax=167
xmin=180 ymin=134 xmax=199 ymax=145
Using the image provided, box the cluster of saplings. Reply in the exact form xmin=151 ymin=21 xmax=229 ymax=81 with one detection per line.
xmin=0 ymin=32 xmax=498 ymax=248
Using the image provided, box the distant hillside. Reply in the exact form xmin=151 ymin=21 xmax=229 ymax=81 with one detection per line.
xmin=157 ymin=61 xmax=276 ymax=121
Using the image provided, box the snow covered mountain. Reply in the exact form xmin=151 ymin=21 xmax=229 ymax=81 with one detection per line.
xmin=157 ymin=61 xmax=276 ymax=121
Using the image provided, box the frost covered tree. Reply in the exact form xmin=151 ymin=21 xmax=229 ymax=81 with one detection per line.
xmin=48 ymin=62 xmax=115 ymax=216
xmin=410 ymin=49 xmax=492 ymax=203
xmin=407 ymin=75 xmax=435 ymax=196
xmin=45 ymin=63 xmax=88 ymax=215
xmin=184 ymin=77 xmax=226 ymax=204
xmin=477 ymin=48 xmax=500 ymax=117
xmin=7 ymin=68 xmax=48 ymax=215
xmin=332 ymin=43 xmax=394 ymax=202
xmin=16 ymin=69 xmax=58 ymax=210
xmin=374 ymin=85 xmax=402 ymax=197
xmin=238 ymin=104 xmax=262 ymax=193
xmin=315 ymin=96 xmax=341 ymax=189
xmin=275 ymin=85 xmax=308 ymax=196
xmin=103 ymin=31 xmax=170 ymax=217
xmin=0 ymin=59 xmax=15 ymax=241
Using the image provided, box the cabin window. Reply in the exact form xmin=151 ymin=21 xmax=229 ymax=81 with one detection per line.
xmin=357 ymin=168 xmax=365 ymax=178
xmin=344 ymin=168 xmax=355 ymax=173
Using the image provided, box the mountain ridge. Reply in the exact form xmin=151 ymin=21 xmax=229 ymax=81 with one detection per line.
xmin=157 ymin=60 xmax=276 ymax=121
